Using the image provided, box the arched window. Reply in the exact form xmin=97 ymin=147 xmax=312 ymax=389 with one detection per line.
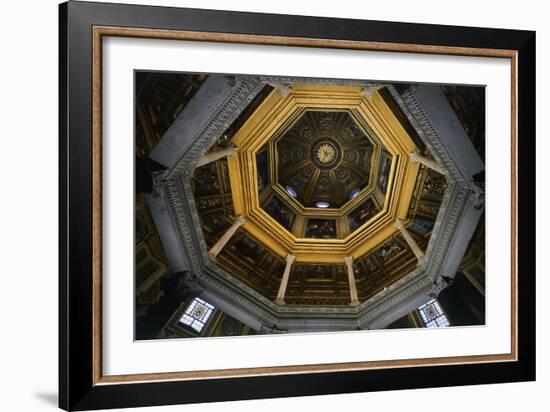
xmin=285 ymin=185 xmax=298 ymax=198
xmin=349 ymin=188 xmax=361 ymax=200
xmin=417 ymin=299 xmax=449 ymax=328
xmin=179 ymin=297 xmax=215 ymax=333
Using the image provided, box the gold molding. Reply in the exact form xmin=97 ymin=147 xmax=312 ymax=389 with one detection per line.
xmin=268 ymin=107 xmax=383 ymax=217
xmin=92 ymin=26 xmax=103 ymax=386
xmin=98 ymin=353 xmax=514 ymax=385
xmin=227 ymin=84 xmax=419 ymax=262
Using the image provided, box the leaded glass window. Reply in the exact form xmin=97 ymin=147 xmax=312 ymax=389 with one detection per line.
xmin=179 ymin=297 xmax=215 ymax=333
xmin=417 ymin=299 xmax=449 ymax=328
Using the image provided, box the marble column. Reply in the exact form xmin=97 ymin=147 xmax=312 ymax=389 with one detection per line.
xmin=267 ymin=81 xmax=292 ymax=97
xmin=344 ymin=256 xmax=360 ymax=306
xmin=195 ymin=146 xmax=238 ymax=168
xmin=208 ymin=216 xmax=245 ymax=259
xmin=394 ymin=219 xmax=424 ymax=263
xmin=275 ymin=254 xmax=296 ymax=305
xmin=409 ymin=151 xmax=445 ymax=175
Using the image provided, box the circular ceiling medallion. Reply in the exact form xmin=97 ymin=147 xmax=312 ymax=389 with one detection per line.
xmin=311 ymin=139 xmax=342 ymax=169
xmin=276 ymin=111 xmax=374 ymax=208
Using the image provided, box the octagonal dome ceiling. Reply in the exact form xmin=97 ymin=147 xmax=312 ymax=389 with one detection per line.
xmin=223 ymin=84 xmax=421 ymax=259
xmin=274 ymin=110 xmax=375 ymax=208
xmin=187 ymin=82 xmax=452 ymax=308
xmin=125 ymin=65 xmax=488 ymax=339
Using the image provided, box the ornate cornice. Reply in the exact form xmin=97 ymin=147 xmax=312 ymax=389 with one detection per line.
xmin=358 ymin=274 xmax=434 ymax=328
xmin=225 ymin=83 xmax=419 ymax=261
xmin=165 ymin=76 xmax=266 ymax=179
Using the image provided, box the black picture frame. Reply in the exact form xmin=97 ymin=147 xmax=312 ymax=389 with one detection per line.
xmin=59 ymin=1 xmax=536 ymax=410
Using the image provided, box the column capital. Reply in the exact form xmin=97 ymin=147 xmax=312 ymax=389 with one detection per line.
xmin=408 ymin=150 xmax=445 ymax=174
xmin=470 ymin=182 xmax=485 ymax=210
xmin=196 ymin=146 xmax=240 ymax=167
xmin=394 ymin=218 xmax=406 ymax=230
xmin=268 ymin=81 xmax=292 ymax=97
xmin=234 ymin=215 xmax=246 ymax=225
xmin=227 ymin=146 xmax=239 ymax=157
xmin=429 ymin=276 xmax=448 ymax=298
xmin=409 ymin=150 xmax=420 ymax=162
xmin=362 ymin=85 xmax=383 ymax=97
xmin=344 ymin=256 xmax=354 ymax=266
xmin=285 ymin=254 xmax=296 ymax=264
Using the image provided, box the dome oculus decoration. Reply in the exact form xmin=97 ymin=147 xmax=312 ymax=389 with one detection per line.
xmin=275 ymin=110 xmax=374 ymax=208
xmin=312 ymin=139 xmax=342 ymax=169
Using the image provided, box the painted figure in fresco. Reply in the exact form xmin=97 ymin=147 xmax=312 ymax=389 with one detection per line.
xmin=305 ymin=220 xmax=336 ymax=239
xmin=234 ymin=235 xmax=263 ymax=261
xmin=378 ymin=154 xmax=392 ymax=193
xmin=409 ymin=217 xmax=434 ymax=236
xmin=193 ymin=163 xmax=220 ymax=195
xmin=377 ymin=239 xmax=402 ymax=262
xmin=349 ymin=200 xmax=378 ymax=231
xmin=265 ymin=196 xmax=292 ymax=229
xmin=256 ymin=149 xmax=269 ymax=192
xmin=310 ymin=265 xmax=331 ymax=280
xmin=274 ymin=207 xmax=290 ymax=229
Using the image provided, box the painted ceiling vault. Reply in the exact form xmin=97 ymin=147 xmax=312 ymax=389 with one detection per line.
xmin=133 ymin=68 xmax=487 ymax=334
xmin=274 ymin=110 xmax=374 ymax=208
xmin=132 ymin=67 xmax=486 ymax=336
xmin=191 ymin=83 xmax=448 ymax=307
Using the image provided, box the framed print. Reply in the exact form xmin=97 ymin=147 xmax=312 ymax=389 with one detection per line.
xmin=59 ymin=1 xmax=536 ymax=410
